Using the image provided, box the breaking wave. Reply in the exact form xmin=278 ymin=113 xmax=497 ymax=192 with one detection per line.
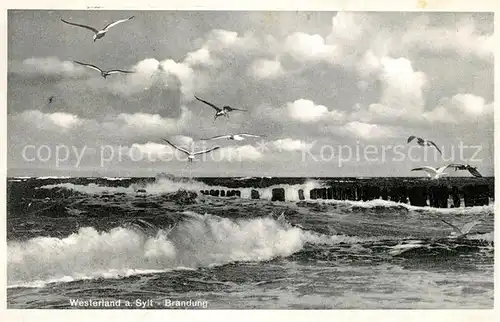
xmin=39 ymin=177 xmax=326 ymax=201
xmin=38 ymin=177 xmax=494 ymax=214
xmin=8 ymin=211 xmax=356 ymax=288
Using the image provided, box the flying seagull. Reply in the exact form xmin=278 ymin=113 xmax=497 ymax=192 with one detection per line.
xmin=194 ymin=95 xmax=247 ymax=121
xmin=407 ymin=136 xmax=442 ymax=155
xmin=61 ymin=16 xmax=134 ymax=42
xmin=201 ymin=133 xmax=262 ymax=141
xmin=74 ymin=61 xmax=135 ymax=78
xmin=446 ymin=163 xmax=483 ymax=178
xmin=161 ymin=138 xmax=220 ymax=163
xmin=440 ymin=219 xmax=481 ymax=239
xmin=411 ymin=165 xmax=452 ymax=180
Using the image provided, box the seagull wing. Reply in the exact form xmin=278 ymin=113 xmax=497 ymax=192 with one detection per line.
xmin=467 ymin=167 xmax=483 ymax=178
xmin=193 ymin=146 xmax=221 ymax=156
xmin=238 ymin=134 xmax=262 ymax=138
xmin=428 ymin=140 xmax=442 ymax=155
xmin=61 ymin=19 xmax=99 ymax=33
xmin=107 ymin=69 xmax=136 ymax=74
xmin=447 ymin=163 xmax=466 ymax=170
xmin=411 ymin=166 xmax=438 ymax=176
xmin=102 ymin=16 xmax=135 ymax=31
xmin=440 ymin=219 xmax=463 ymax=235
xmin=202 ymin=135 xmax=231 ymax=141
xmin=436 ymin=164 xmax=455 ymax=173
xmin=225 ymin=107 xmax=247 ymax=112
xmin=194 ymin=96 xmax=221 ymax=112
xmin=161 ymin=138 xmax=191 ymax=155
xmin=407 ymin=135 xmax=417 ymax=143
xmin=74 ymin=61 xmax=103 ymax=73
xmin=460 ymin=221 xmax=481 ymax=234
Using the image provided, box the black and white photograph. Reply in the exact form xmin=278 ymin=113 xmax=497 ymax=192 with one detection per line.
xmin=4 ymin=1 xmax=496 ymax=316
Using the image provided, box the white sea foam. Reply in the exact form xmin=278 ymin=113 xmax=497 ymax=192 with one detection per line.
xmin=38 ymin=178 xmax=494 ymax=215
xmin=39 ymin=177 xmax=326 ymax=201
xmin=7 ymin=212 xmax=349 ymax=288
xmin=36 ymin=176 xmax=72 ymax=180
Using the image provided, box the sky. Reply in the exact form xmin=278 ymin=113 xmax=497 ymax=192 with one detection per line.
xmin=7 ymin=10 xmax=494 ymax=177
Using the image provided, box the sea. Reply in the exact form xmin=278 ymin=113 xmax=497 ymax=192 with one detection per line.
xmin=6 ymin=175 xmax=494 ymax=309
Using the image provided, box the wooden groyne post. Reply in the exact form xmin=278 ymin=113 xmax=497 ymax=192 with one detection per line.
xmin=197 ymin=177 xmax=493 ymax=208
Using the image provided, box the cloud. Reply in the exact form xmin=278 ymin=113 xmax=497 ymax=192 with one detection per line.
xmin=127 ymin=142 xmax=174 ymax=162
xmin=400 ymin=16 xmax=494 ymax=61
xmin=204 ymin=29 xmax=260 ymax=53
xmin=327 ymin=12 xmax=371 ymax=44
xmin=9 ymin=57 xmax=86 ymax=79
xmin=170 ymin=135 xmax=194 ymax=147
xmin=102 ymin=58 xmax=162 ymax=95
xmin=103 ymin=106 xmax=192 ymax=136
xmin=248 ymin=59 xmax=283 ymax=79
xmin=423 ymin=93 xmax=493 ymax=124
xmin=286 ymin=99 xmax=345 ymax=123
xmin=283 ymin=32 xmax=339 ymax=63
xmin=341 ymin=121 xmax=396 ymax=140
xmin=15 ymin=110 xmax=82 ymax=132
xmin=116 ymin=113 xmax=174 ymax=129
xmin=100 ymin=29 xmax=261 ymax=102
xmin=271 ymin=138 xmax=313 ymax=152
xmin=351 ymin=56 xmax=428 ymax=124
xmin=184 ymin=47 xmax=215 ymax=67
xmin=12 ymin=107 xmax=193 ymax=141
xmin=217 ymin=145 xmax=263 ymax=162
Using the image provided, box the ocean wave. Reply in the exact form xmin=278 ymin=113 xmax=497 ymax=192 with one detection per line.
xmin=102 ymin=177 xmax=131 ymax=181
xmin=36 ymin=176 xmax=72 ymax=180
xmin=38 ymin=178 xmax=494 ymax=214
xmin=317 ymin=198 xmax=495 ymax=215
xmin=39 ymin=177 xmax=326 ymax=200
xmin=7 ymin=211 xmax=340 ymax=288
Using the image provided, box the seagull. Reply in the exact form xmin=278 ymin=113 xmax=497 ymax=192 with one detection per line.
xmin=201 ymin=133 xmax=262 ymax=141
xmin=194 ymin=95 xmax=247 ymax=121
xmin=407 ymin=135 xmax=442 ymax=155
xmin=161 ymin=138 xmax=220 ymax=163
xmin=411 ymin=165 xmax=452 ymax=180
xmin=48 ymin=95 xmax=55 ymax=104
xmin=74 ymin=61 xmax=135 ymax=78
xmin=61 ymin=16 xmax=134 ymax=42
xmin=440 ymin=219 xmax=481 ymax=239
xmin=446 ymin=163 xmax=483 ymax=178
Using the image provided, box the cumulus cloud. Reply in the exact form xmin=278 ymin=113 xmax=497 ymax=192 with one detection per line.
xmin=286 ymin=99 xmax=345 ymax=123
xmin=117 ymin=113 xmax=173 ymax=129
xmin=216 ymin=145 xmax=263 ymax=162
xmin=271 ymin=138 xmax=313 ymax=152
xmin=248 ymin=59 xmax=283 ymax=79
xmin=341 ymin=121 xmax=396 ymax=140
xmin=184 ymin=47 xmax=215 ymax=67
xmin=400 ymin=16 xmax=494 ymax=61
xmin=423 ymin=93 xmax=493 ymax=123
xmin=15 ymin=110 xmax=82 ymax=132
xmin=283 ymin=32 xmax=339 ymax=63
xmin=13 ymin=106 xmax=192 ymax=141
xmin=9 ymin=57 xmax=86 ymax=78
xmin=127 ymin=142 xmax=174 ymax=162
xmin=103 ymin=106 xmax=192 ymax=136
xmin=351 ymin=56 xmax=428 ymax=124
xmin=327 ymin=12 xmax=371 ymax=44
xmin=170 ymin=135 xmax=195 ymax=147
xmin=204 ymin=29 xmax=260 ymax=53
